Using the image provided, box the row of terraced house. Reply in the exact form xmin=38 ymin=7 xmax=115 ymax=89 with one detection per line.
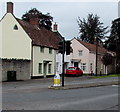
xmin=0 ymin=2 xmax=115 ymax=81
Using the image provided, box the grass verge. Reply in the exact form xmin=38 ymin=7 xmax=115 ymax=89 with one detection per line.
xmin=95 ymin=74 xmax=120 ymax=78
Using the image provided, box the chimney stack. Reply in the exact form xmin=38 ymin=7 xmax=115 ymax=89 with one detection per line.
xmin=7 ymin=2 xmax=13 ymax=14
xmin=29 ymin=17 xmax=40 ymax=26
xmin=53 ymin=22 xmax=58 ymax=32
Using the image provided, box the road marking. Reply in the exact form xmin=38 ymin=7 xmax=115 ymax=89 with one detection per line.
xmin=112 ymin=85 xmax=119 ymax=87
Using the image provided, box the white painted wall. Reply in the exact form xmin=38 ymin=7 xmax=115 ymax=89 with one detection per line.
xmin=89 ymin=53 xmax=96 ymax=73
xmin=33 ymin=46 xmax=56 ymax=77
xmin=1 ymin=13 xmax=32 ymax=60
xmin=56 ymin=52 xmax=71 ymax=74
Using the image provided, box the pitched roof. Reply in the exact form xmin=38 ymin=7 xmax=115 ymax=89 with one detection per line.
xmin=17 ymin=18 xmax=62 ymax=49
xmin=77 ymin=39 xmax=107 ymax=55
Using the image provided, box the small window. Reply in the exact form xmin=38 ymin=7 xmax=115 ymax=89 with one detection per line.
xmin=81 ymin=63 xmax=86 ymax=71
xmin=13 ymin=24 xmax=18 ymax=30
xmin=78 ymin=50 xmax=83 ymax=56
xmin=48 ymin=64 xmax=52 ymax=74
xmin=90 ymin=63 xmax=93 ymax=71
xmin=49 ymin=48 xmax=52 ymax=54
xmin=56 ymin=62 xmax=59 ymax=72
xmin=38 ymin=63 xmax=42 ymax=74
xmin=40 ymin=47 xmax=44 ymax=53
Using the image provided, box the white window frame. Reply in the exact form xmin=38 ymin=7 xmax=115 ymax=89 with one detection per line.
xmin=81 ymin=63 xmax=86 ymax=71
xmin=90 ymin=63 xmax=93 ymax=71
xmin=78 ymin=50 xmax=83 ymax=56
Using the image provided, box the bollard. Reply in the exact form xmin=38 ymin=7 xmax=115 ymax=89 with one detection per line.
xmin=53 ymin=73 xmax=61 ymax=86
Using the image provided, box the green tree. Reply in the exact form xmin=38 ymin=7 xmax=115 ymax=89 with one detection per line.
xmin=77 ymin=14 xmax=108 ymax=44
xmin=101 ymin=53 xmax=114 ymax=74
xmin=22 ymin=8 xmax=53 ymax=30
xmin=104 ymin=18 xmax=120 ymax=73
xmin=105 ymin=18 xmax=120 ymax=53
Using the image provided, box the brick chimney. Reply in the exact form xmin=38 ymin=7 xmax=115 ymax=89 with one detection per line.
xmin=7 ymin=2 xmax=13 ymax=14
xmin=53 ymin=22 xmax=58 ymax=32
xmin=29 ymin=17 xmax=40 ymax=26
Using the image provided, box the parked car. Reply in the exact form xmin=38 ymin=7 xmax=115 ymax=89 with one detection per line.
xmin=66 ymin=67 xmax=83 ymax=76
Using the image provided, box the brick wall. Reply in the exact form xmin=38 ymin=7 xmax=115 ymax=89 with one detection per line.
xmin=97 ymin=55 xmax=116 ymax=75
xmin=1 ymin=59 xmax=31 ymax=81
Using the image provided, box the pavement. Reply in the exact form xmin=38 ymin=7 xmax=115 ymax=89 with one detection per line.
xmin=2 ymin=76 xmax=120 ymax=90
xmin=48 ymin=76 xmax=120 ymax=90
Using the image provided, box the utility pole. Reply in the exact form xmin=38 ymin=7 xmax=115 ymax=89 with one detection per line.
xmin=58 ymin=38 xmax=65 ymax=87
xmin=62 ymin=39 xmax=65 ymax=87
xmin=95 ymin=36 xmax=98 ymax=76
xmin=58 ymin=38 xmax=71 ymax=87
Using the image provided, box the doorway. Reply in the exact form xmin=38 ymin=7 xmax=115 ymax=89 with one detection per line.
xmin=43 ymin=63 xmax=47 ymax=77
xmin=74 ymin=62 xmax=78 ymax=67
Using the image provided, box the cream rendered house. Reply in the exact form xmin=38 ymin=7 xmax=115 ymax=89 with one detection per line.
xmin=18 ymin=20 xmax=62 ymax=78
xmin=0 ymin=2 xmax=32 ymax=81
xmin=0 ymin=2 xmax=62 ymax=81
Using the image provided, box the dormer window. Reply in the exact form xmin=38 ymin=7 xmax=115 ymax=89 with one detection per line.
xmin=13 ymin=24 xmax=18 ymax=30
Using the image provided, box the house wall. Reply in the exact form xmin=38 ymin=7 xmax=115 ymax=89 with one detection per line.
xmin=32 ymin=46 xmax=56 ymax=77
xmin=1 ymin=59 xmax=31 ymax=81
xmin=0 ymin=13 xmax=32 ymax=81
xmin=89 ymin=53 xmax=96 ymax=73
xmin=56 ymin=52 xmax=71 ymax=74
xmin=1 ymin=13 xmax=32 ymax=60
xmin=71 ymin=39 xmax=90 ymax=74
xmin=97 ymin=54 xmax=104 ymax=75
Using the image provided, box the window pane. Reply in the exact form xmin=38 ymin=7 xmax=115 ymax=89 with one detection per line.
xmin=48 ymin=64 xmax=52 ymax=74
xmin=79 ymin=50 xmax=83 ymax=56
xmin=38 ymin=63 xmax=42 ymax=74
xmin=49 ymin=48 xmax=52 ymax=54
xmin=81 ymin=63 xmax=86 ymax=71
xmin=90 ymin=63 xmax=93 ymax=71
xmin=40 ymin=47 xmax=44 ymax=53
xmin=13 ymin=24 xmax=18 ymax=30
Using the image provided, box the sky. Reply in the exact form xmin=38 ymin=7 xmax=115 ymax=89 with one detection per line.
xmin=0 ymin=0 xmax=119 ymax=40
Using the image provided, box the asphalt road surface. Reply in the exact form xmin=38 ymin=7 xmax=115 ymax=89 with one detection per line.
xmin=2 ymin=83 xmax=119 ymax=110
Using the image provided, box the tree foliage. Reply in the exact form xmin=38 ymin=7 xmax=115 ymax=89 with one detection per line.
xmin=104 ymin=18 xmax=120 ymax=73
xmin=77 ymin=14 xmax=108 ymax=44
xmin=22 ymin=8 xmax=53 ymax=30
xmin=101 ymin=53 xmax=113 ymax=66
xmin=105 ymin=18 xmax=120 ymax=54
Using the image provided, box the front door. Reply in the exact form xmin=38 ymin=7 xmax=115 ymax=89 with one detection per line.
xmin=43 ymin=63 xmax=47 ymax=77
xmin=74 ymin=62 xmax=78 ymax=67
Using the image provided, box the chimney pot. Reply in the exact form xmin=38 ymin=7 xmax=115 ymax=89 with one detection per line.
xmin=53 ymin=22 xmax=58 ymax=32
xmin=7 ymin=2 xmax=13 ymax=14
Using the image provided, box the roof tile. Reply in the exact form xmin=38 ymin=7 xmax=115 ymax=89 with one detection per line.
xmin=17 ymin=18 xmax=62 ymax=49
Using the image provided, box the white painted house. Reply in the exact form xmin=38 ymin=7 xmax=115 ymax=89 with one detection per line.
xmin=0 ymin=2 xmax=32 ymax=81
xmin=0 ymin=2 xmax=62 ymax=81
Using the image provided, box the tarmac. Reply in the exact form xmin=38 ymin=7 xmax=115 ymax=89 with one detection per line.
xmin=48 ymin=77 xmax=120 ymax=90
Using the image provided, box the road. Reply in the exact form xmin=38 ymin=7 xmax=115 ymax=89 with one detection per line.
xmin=2 ymin=76 xmax=119 ymax=110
